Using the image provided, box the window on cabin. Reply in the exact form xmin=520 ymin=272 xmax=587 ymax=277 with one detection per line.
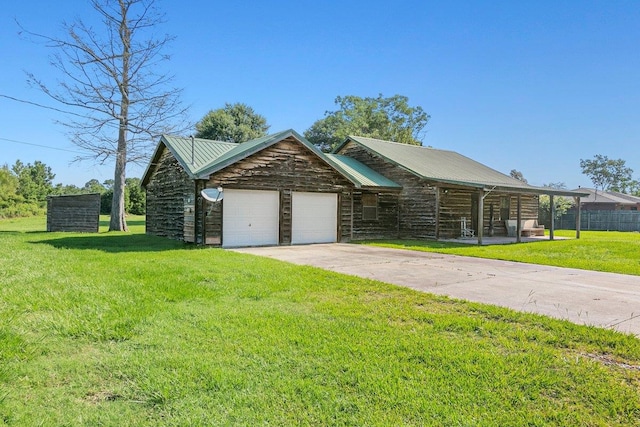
xmin=362 ymin=193 xmax=378 ymax=220
xmin=500 ymin=196 xmax=510 ymax=220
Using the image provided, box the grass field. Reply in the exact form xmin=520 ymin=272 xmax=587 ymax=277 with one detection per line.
xmin=1 ymin=216 xmax=639 ymax=425
xmin=364 ymin=230 xmax=640 ymax=276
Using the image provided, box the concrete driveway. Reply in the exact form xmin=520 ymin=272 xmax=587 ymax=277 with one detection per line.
xmin=233 ymin=243 xmax=640 ymax=336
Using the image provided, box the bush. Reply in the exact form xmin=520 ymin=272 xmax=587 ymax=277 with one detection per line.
xmin=0 ymin=201 xmax=44 ymax=219
xmin=100 ymin=179 xmax=146 ymax=215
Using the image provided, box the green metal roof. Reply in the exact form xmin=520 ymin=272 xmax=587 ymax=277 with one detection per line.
xmin=335 ymin=136 xmax=589 ymax=196
xmin=144 ymin=129 xmax=397 ymax=189
xmin=163 ymin=135 xmax=237 ymax=176
xmin=325 ymin=154 xmax=401 ymax=189
xmin=141 ymin=135 xmax=237 ymax=186
xmin=143 ymin=131 xmax=590 ymax=197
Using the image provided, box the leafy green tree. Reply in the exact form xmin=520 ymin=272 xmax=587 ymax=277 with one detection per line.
xmin=538 ymin=182 xmax=574 ymax=227
xmin=195 ymin=103 xmax=270 ymax=143
xmin=304 ymin=94 xmax=430 ymax=152
xmin=11 ymin=160 xmax=55 ymax=204
xmin=579 ymin=155 xmax=633 ymax=193
xmin=0 ymin=164 xmax=42 ymax=218
xmin=102 ymin=180 xmax=115 ymax=190
xmin=0 ymin=165 xmax=18 ymax=198
xmin=100 ymin=177 xmax=145 ymax=215
xmin=83 ymin=179 xmax=107 ymax=194
xmin=51 ymin=184 xmax=84 ymax=195
xmin=126 ymin=178 xmax=146 ymax=215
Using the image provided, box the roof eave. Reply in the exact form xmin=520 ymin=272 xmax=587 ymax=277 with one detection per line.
xmin=141 ymin=136 xmax=177 ymax=187
xmin=358 ymin=185 xmax=403 ymax=192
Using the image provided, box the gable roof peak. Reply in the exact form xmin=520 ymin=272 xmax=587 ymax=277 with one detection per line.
xmin=193 ymin=129 xmax=321 ymax=178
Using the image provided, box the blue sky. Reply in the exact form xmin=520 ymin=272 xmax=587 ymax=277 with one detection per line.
xmin=1 ymin=0 xmax=638 ymax=188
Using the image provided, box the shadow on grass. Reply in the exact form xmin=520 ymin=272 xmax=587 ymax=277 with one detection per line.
xmin=99 ymin=218 xmax=146 ymax=228
xmin=33 ymin=233 xmax=190 ymax=253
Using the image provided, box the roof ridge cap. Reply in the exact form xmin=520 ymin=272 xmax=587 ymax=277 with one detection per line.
xmin=348 ymin=135 xmax=463 ymax=154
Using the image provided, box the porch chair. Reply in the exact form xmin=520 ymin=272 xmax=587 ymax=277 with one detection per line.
xmin=460 ymin=217 xmax=475 ymax=238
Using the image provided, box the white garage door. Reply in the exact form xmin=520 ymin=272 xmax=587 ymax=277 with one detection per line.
xmin=222 ymin=189 xmax=279 ymax=248
xmin=292 ymin=192 xmax=338 ymax=244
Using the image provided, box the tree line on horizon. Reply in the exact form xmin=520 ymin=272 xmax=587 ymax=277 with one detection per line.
xmin=3 ymin=95 xmax=638 ymax=221
xmin=0 ymin=160 xmax=144 ymax=219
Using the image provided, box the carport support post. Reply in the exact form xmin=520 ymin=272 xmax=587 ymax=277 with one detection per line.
xmin=477 ymin=189 xmax=484 ymax=245
xmin=549 ymin=194 xmax=555 ymax=240
xmin=575 ymin=196 xmax=582 ymax=239
xmin=516 ymin=195 xmax=522 ymax=243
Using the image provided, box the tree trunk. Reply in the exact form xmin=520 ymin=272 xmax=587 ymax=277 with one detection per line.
xmin=109 ymin=120 xmax=129 ymax=231
xmin=109 ymin=0 xmax=130 ymax=232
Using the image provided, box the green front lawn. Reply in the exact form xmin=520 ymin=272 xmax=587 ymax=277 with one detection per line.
xmin=1 ymin=217 xmax=639 ymax=425
xmin=364 ymin=230 xmax=640 ymax=276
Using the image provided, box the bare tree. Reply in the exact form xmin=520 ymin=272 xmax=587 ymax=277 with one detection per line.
xmin=21 ymin=0 xmax=188 ymax=231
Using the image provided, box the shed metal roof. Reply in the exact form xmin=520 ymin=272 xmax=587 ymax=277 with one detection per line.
xmin=335 ymin=135 xmax=589 ymax=197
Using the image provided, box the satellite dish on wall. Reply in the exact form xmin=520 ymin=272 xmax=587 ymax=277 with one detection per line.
xmin=201 ymin=187 xmax=224 ymax=202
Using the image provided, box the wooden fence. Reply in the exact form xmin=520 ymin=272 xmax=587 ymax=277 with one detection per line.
xmin=47 ymin=193 xmax=101 ymax=232
xmin=554 ymin=210 xmax=640 ymax=232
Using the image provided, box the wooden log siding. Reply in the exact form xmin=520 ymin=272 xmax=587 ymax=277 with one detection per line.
xmin=46 ymin=193 xmax=100 ymax=232
xmin=204 ymin=137 xmax=354 ymax=245
xmin=438 ymin=189 xmax=540 ymax=238
xmin=203 ymin=194 xmax=222 ymax=245
xmin=509 ymin=194 xmax=539 ymax=220
xmin=145 ymin=147 xmax=194 ymax=241
xmin=351 ymin=191 xmax=399 ymax=239
xmin=437 ymin=188 xmax=473 ymax=238
xmin=338 ymin=142 xmax=437 ymax=239
xmin=280 ymin=189 xmax=292 ymax=245
xmin=341 ymin=191 xmax=352 ymax=241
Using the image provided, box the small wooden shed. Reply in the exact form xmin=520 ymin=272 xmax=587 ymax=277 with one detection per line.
xmin=46 ymin=193 xmax=101 ymax=232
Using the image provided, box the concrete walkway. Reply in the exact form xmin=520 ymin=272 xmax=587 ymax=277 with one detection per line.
xmin=233 ymin=243 xmax=640 ymax=336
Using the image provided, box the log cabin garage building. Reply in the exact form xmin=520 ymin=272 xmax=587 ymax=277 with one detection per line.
xmin=142 ymin=129 xmax=587 ymax=247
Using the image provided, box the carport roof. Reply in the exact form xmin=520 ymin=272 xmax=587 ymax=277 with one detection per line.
xmin=335 ymin=135 xmax=589 ymax=197
xmin=325 ymin=154 xmax=401 ymax=189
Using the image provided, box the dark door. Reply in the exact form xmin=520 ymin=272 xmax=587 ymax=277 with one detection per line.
xmin=471 ymin=194 xmax=479 ymax=233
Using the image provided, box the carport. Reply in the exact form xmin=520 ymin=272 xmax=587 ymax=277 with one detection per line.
xmin=469 ymin=186 xmax=590 ymax=245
